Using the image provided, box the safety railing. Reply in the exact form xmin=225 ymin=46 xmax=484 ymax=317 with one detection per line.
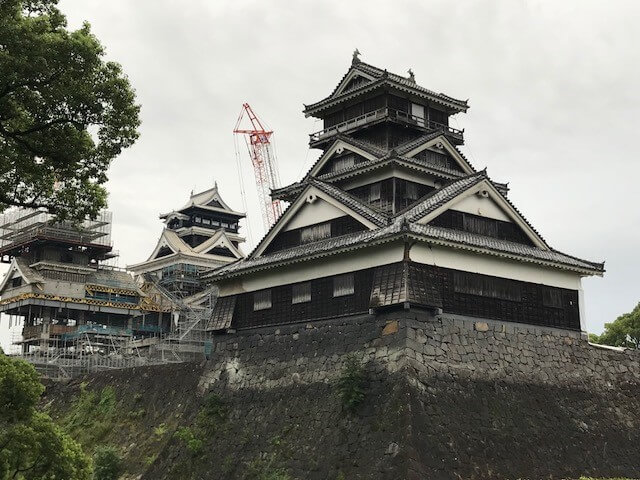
xmin=309 ymin=107 xmax=464 ymax=143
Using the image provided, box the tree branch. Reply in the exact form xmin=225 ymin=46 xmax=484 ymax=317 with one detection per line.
xmin=0 ymin=190 xmax=50 ymax=210
xmin=0 ymin=123 xmax=51 ymax=158
xmin=11 ymin=453 xmax=43 ymax=479
xmin=0 ymin=72 xmax=63 ymax=101
xmin=7 ymin=117 xmax=85 ymax=136
xmin=0 ymin=434 xmax=12 ymax=453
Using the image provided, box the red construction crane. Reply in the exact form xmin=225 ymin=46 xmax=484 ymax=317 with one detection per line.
xmin=233 ymin=103 xmax=283 ymax=231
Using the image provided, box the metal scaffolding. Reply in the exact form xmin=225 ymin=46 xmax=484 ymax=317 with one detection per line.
xmin=0 ymin=208 xmax=112 ymax=250
xmin=3 ymin=276 xmax=219 ymax=378
xmin=147 ymin=275 xmax=218 ymax=363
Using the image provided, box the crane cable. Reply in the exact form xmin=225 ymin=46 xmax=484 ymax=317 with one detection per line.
xmin=233 ymin=133 xmax=254 ymax=247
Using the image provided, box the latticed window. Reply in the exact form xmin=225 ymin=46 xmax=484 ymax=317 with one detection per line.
xmin=332 ymin=154 xmax=355 ymax=172
xmin=404 ymin=182 xmax=418 ymax=200
xmin=253 ymin=289 xmax=272 ymax=311
xmin=542 ymin=288 xmax=563 ymax=308
xmin=420 ymin=150 xmax=450 ymax=169
xmin=453 ymin=271 xmax=521 ymax=302
xmin=301 ymin=222 xmax=331 ymax=244
xmin=292 ymin=282 xmax=311 ymax=304
xmin=369 ymin=183 xmax=381 ymax=201
xmin=463 ymin=214 xmax=498 ymax=238
xmin=333 ymin=273 xmax=354 ymax=297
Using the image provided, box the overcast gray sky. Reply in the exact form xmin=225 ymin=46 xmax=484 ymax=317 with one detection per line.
xmin=2 ymin=0 xmax=639 ymax=350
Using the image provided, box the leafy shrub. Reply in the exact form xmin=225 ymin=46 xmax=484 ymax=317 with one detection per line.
xmin=153 ymin=423 xmax=168 ymax=437
xmin=196 ymin=393 xmax=228 ymax=433
xmin=93 ymin=445 xmax=122 ymax=480
xmin=174 ymin=426 xmax=203 ymax=456
xmin=173 ymin=394 xmax=228 ymax=457
xmin=63 ymin=385 xmax=117 ymax=449
xmin=65 ymin=386 xmax=116 ymax=431
xmin=337 ymin=355 xmax=367 ymax=412
xmin=246 ymin=452 xmax=292 ymax=480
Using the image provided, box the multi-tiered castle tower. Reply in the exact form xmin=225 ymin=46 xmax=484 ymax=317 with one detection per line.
xmin=129 ymin=183 xmax=245 ymax=299
xmin=0 ymin=209 xmax=172 ymax=357
xmin=205 ymin=53 xmax=604 ymax=333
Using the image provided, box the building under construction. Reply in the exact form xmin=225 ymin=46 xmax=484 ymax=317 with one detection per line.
xmin=0 ymin=104 xmax=273 ymax=378
xmin=0 ymin=208 xmax=175 ymax=377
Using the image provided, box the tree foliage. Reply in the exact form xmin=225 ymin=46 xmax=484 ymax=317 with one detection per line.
xmin=92 ymin=446 xmax=121 ymax=480
xmin=336 ymin=355 xmax=367 ymax=412
xmin=0 ymin=354 xmax=92 ymax=479
xmin=590 ymin=302 xmax=640 ymax=349
xmin=0 ymin=0 xmax=140 ymax=221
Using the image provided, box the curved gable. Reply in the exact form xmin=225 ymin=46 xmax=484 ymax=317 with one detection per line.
xmin=416 ymin=178 xmax=548 ymax=249
xmin=309 ymin=139 xmax=379 ymax=178
xmin=403 ymin=135 xmax=475 ymax=175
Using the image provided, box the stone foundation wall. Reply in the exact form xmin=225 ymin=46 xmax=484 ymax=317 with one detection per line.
xmin=150 ymin=311 xmax=640 ymax=479
xmin=403 ymin=312 xmax=640 ymax=385
xmin=202 ymin=310 xmax=639 ymax=391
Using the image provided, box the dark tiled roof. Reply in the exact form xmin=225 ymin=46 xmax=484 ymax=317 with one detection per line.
xmin=334 ymin=133 xmax=388 ymax=157
xmin=408 ymin=223 xmax=604 ymax=273
xmin=210 ymin=223 xmax=402 ymax=278
xmin=238 ymin=177 xmax=388 ymax=265
xmin=271 ymin=181 xmax=305 ymax=200
xmin=212 ymin=166 xmax=603 ymax=279
xmin=208 ymin=296 xmax=236 ymax=330
xmin=309 ymin=179 xmax=388 ymax=227
xmin=316 ymin=152 xmax=468 ymax=186
xmin=272 ymin=152 xmax=466 ymax=202
xmin=272 ymin=135 xmax=386 ymax=199
xmin=397 ymin=171 xmax=487 ymax=222
xmin=356 ymin=62 xmax=467 ymax=108
xmin=396 ymin=171 xmax=542 ymax=244
xmin=307 ymin=61 xmax=468 ymax=115
xmin=395 ymin=156 xmax=468 ymax=179
xmin=370 ymin=262 xmax=443 ymax=309
xmin=394 ymin=131 xmax=449 ymax=156
xmin=207 ymin=212 xmax=603 ymax=278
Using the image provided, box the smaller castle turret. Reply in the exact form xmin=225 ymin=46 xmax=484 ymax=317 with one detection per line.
xmin=129 ymin=183 xmax=245 ymax=298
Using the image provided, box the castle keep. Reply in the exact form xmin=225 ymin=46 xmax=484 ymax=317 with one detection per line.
xmin=206 ymin=53 xmax=604 ymax=333
xmin=3 ymin=55 xmax=640 ymax=480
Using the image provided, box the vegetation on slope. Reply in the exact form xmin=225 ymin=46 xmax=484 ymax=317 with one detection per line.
xmin=0 ymin=354 xmax=91 ymax=480
xmin=590 ymin=302 xmax=640 ymax=349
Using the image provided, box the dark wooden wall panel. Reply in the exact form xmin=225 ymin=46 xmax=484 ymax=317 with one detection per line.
xmin=430 ymin=210 xmax=535 ymax=246
xmin=263 ymin=216 xmax=367 ymax=254
xmin=229 ymin=262 xmax=581 ymax=331
xmin=232 ymin=268 xmax=375 ymax=329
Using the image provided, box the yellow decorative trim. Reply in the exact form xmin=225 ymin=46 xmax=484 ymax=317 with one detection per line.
xmin=85 ymin=284 xmax=139 ymax=296
xmin=0 ymin=292 xmax=171 ymax=313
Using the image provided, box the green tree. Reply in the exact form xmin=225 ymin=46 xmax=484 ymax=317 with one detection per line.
xmin=336 ymin=355 xmax=367 ymax=412
xmin=592 ymin=302 xmax=640 ymax=349
xmin=93 ymin=446 xmax=121 ymax=480
xmin=0 ymin=0 xmax=140 ymax=221
xmin=0 ymin=354 xmax=92 ymax=479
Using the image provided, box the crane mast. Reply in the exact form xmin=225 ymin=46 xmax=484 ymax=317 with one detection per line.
xmin=233 ymin=103 xmax=283 ymax=230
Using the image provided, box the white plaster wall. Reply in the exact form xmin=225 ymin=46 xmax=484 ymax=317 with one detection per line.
xmin=282 ymin=199 xmax=347 ymax=231
xmin=410 ymin=243 xmax=583 ymax=290
xmin=450 ymin=194 xmax=512 ymax=222
xmin=218 ymin=242 xmax=405 ymax=295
